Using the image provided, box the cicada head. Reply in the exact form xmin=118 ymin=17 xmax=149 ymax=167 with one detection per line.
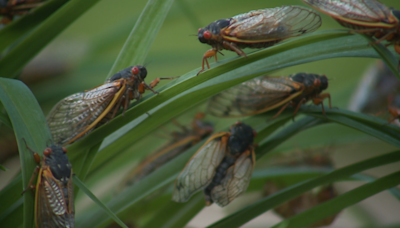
xmin=198 ymin=19 xmax=231 ymax=44
xmin=228 ymin=122 xmax=256 ymax=155
xmin=109 ymin=65 xmax=148 ymax=82
xmin=131 ymin=65 xmax=148 ymax=81
xmin=319 ymin=75 xmax=328 ymax=91
xmin=44 ymin=145 xmax=72 ymax=184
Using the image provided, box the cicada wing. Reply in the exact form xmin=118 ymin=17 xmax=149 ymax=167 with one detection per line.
xmin=303 ymin=0 xmax=394 ymax=24
xmin=36 ymin=169 xmax=74 ymax=228
xmin=172 ymin=132 xmax=228 ymax=203
xmin=208 ymin=76 xmax=304 ymax=117
xmin=47 ymin=81 xmax=122 ymax=145
xmin=224 ymin=6 xmax=321 ymax=41
xmin=211 ymin=149 xmax=255 ymax=207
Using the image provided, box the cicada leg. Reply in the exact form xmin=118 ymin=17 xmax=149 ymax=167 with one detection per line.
xmin=292 ymin=98 xmax=308 ymax=120
xmin=222 ymin=41 xmax=247 ymax=57
xmin=21 ymin=166 xmax=40 ymax=195
xmin=272 ymin=102 xmax=291 ymax=119
xmin=312 ymin=93 xmax=331 ymax=117
xmin=140 ymin=77 xmax=177 ymax=95
xmin=197 ymin=49 xmax=218 ymax=75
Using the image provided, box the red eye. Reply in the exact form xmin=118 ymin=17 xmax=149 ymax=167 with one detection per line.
xmin=62 ymin=147 xmax=68 ymax=154
xmin=132 ymin=66 xmax=140 ymax=75
xmin=203 ymin=31 xmax=212 ymax=39
xmin=314 ymin=79 xmax=321 ymax=87
xmin=43 ymin=148 xmax=52 ymax=156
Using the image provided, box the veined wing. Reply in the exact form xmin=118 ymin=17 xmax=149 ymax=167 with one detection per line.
xmin=223 ymin=6 xmax=321 ymax=41
xmin=46 ymin=81 xmax=123 ymax=145
xmin=303 ymin=0 xmax=394 ymax=24
xmin=36 ymin=168 xmax=75 ymax=228
xmin=211 ymin=149 xmax=255 ymax=207
xmin=207 ymin=76 xmax=304 ymax=117
xmin=172 ymin=132 xmax=228 ymax=203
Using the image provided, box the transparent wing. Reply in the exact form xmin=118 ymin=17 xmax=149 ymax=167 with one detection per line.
xmin=303 ymin=0 xmax=393 ymax=23
xmin=224 ymin=6 xmax=321 ymax=40
xmin=172 ymin=133 xmax=228 ymax=203
xmin=46 ymin=81 xmax=122 ymax=145
xmin=211 ymin=150 xmax=255 ymax=207
xmin=207 ymin=76 xmax=303 ymax=117
xmin=37 ymin=169 xmax=74 ymax=228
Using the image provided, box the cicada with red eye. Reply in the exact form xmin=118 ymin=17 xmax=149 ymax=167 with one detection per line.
xmin=46 ymin=65 xmax=175 ymax=146
xmin=0 ymin=0 xmax=45 ymax=24
xmin=21 ymin=139 xmax=74 ymax=228
xmin=208 ymin=73 xmax=331 ymax=119
xmin=196 ymin=5 xmax=322 ymax=74
xmin=120 ymin=113 xmax=214 ymax=189
xmin=172 ymin=122 xmax=256 ymax=207
xmin=303 ymin=0 xmax=400 ymax=54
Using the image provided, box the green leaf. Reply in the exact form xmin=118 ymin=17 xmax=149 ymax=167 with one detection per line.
xmin=270 ymin=170 xmax=400 ymax=228
xmin=0 ymin=0 xmax=68 ymax=53
xmin=106 ymin=0 xmax=175 ymax=79
xmin=360 ymin=34 xmax=400 ymax=80
xmin=0 ymin=165 xmax=6 ymax=171
xmin=73 ymin=176 xmax=128 ymax=228
xmin=207 ymin=150 xmax=400 ymax=228
xmin=0 ymin=0 xmax=101 ymax=78
xmin=0 ymin=78 xmax=52 ymax=228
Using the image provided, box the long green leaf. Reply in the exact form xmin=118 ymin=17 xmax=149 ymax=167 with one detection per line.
xmin=73 ymin=176 xmax=128 ymax=228
xmin=106 ymin=0 xmax=175 ymax=79
xmin=270 ymin=170 xmax=400 ymax=228
xmin=0 ymin=78 xmax=52 ymax=228
xmin=207 ymin=150 xmax=400 ymax=228
xmin=0 ymin=0 xmax=68 ymax=53
xmin=0 ymin=0 xmax=101 ymax=78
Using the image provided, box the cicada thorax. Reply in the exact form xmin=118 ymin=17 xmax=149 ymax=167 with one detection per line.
xmin=22 ymin=141 xmax=75 ymax=228
xmin=289 ymin=73 xmax=328 ymax=104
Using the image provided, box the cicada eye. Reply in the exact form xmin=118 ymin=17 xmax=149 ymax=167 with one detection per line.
xmin=203 ymin=31 xmax=212 ymax=39
xmin=62 ymin=147 xmax=68 ymax=154
xmin=314 ymin=79 xmax=321 ymax=87
xmin=132 ymin=66 xmax=140 ymax=75
xmin=43 ymin=148 xmax=52 ymax=156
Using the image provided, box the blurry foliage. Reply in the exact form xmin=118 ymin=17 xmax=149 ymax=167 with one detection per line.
xmin=1 ymin=0 xmax=400 ymax=228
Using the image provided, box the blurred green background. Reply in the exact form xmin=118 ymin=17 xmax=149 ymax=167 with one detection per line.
xmin=2 ymin=0 xmax=400 ymax=227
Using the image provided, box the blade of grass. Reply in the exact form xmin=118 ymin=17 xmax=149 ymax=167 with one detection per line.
xmin=270 ymin=170 xmax=400 ymax=228
xmin=106 ymin=0 xmax=175 ymax=79
xmin=73 ymin=176 xmax=128 ymax=228
xmin=207 ymin=150 xmax=400 ymax=228
xmin=0 ymin=78 xmax=52 ymax=228
xmin=0 ymin=0 xmax=69 ymax=53
xmin=0 ymin=0 xmax=101 ymax=78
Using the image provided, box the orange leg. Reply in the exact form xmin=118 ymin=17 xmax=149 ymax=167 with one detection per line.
xmin=21 ymin=166 xmax=40 ymax=195
xmin=272 ymin=102 xmax=291 ymax=119
xmin=197 ymin=49 xmax=218 ymax=75
xmin=292 ymin=98 xmax=307 ymax=120
xmin=140 ymin=77 xmax=177 ymax=95
xmin=313 ymin=93 xmax=332 ymax=116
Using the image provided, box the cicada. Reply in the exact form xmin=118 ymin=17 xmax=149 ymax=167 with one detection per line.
xmin=172 ymin=122 xmax=256 ymax=207
xmin=0 ymin=0 xmax=45 ymax=24
xmin=120 ymin=113 xmax=214 ymax=188
xmin=22 ymin=139 xmax=74 ymax=228
xmin=47 ymin=65 xmax=174 ymax=146
xmin=208 ymin=73 xmax=331 ymax=118
xmin=196 ymin=5 xmax=322 ymax=74
xmin=303 ymin=0 xmax=400 ymax=54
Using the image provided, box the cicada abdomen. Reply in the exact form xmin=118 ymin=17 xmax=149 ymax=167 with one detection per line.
xmin=120 ymin=113 xmax=214 ymax=189
xmin=47 ymin=65 xmax=175 ymax=146
xmin=196 ymin=5 xmax=322 ymax=74
xmin=172 ymin=122 xmax=256 ymax=207
xmin=22 ymin=140 xmax=74 ymax=228
xmin=208 ymin=73 xmax=331 ymax=119
xmin=303 ymin=0 xmax=400 ymax=54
